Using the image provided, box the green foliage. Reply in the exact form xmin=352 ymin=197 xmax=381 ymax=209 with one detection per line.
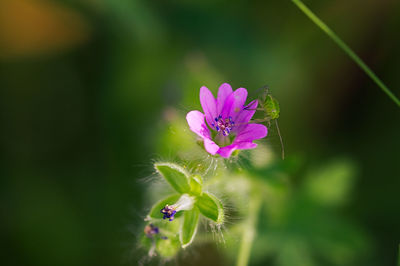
xmin=247 ymin=156 xmax=369 ymax=266
xmin=3 ymin=0 xmax=398 ymax=265
xmin=147 ymin=162 xmax=226 ymax=254
xmin=149 ymin=145 xmax=371 ymax=265
xmin=189 ymin=175 xmax=203 ymax=196
xmin=180 ymin=207 xmax=200 ymax=248
xmin=155 ymin=163 xmax=191 ymax=194
xmin=196 ymin=192 xmax=224 ymax=225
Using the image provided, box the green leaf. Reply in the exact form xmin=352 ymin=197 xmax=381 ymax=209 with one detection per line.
xmin=180 ymin=207 xmax=200 ymax=248
xmin=147 ymin=194 xmax=183 ymax=220
xmin=155 ymin=163 xmax=191 ymax=193
xmin=196 ymin=192 xmax=224 ymax=225
xmin=189 ymin=175 xmax=202 ymax=195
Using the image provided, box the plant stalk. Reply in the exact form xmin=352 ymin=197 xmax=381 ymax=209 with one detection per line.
xmin=236 ymin=185 xmax=262 ymax=266
xmin=292 ymin=0 xmax=400 ymax=107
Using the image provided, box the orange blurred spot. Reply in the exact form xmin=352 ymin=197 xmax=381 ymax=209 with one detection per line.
xmin=0 ymin=0 xmax=91 ymax=58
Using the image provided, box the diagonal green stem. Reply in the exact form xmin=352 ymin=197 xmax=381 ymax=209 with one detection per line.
xmin=236 ymin=185 xmax=262 ymax=266
xmin=292 ymin=0 xmax=400 ymax=107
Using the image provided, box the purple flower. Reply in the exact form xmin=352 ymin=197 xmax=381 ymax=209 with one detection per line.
xmin=160 ymin=194 xmax=195 ymax=222
xmin=186 ymin=83 xmax=268 ymax=158
xmin=160 ymin=205 xmax=177 ymax=221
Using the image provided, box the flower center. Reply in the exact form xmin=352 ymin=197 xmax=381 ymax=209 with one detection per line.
xmin=212 ymin=115 xmax=235 ymax=136
xmin=160 ymin=205 xmax=177 ymax=221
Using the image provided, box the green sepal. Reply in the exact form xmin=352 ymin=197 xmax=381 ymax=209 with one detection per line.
xmin=155 ymin=163 xmax=191 ymax=194
xmin=179 ymin=207 xmax=200 ymax=248
xmin=231 ymin=150 xmax=240 ymax=157
xmin=147 ymin=194 xmax=183 ymax=220
xmin=196 ymin=192 xmax=224 ymax=225
xmin=189 ymin=175 xmax=202 ymax=196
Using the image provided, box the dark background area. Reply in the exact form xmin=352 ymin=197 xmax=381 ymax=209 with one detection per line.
xmin=0 ymin=0 xmax=399 ymax=265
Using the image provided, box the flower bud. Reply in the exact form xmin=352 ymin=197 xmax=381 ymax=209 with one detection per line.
xmin=144 ymin=224 xmax=159 ymax=238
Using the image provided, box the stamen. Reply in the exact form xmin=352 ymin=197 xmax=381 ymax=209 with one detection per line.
xmin=160 ymin=194 xmax=195 ymax=222
xmin=213 ymin=115 xmax=235 ymax=136
xmin=160 ymin=205 xmax=177 ymax=221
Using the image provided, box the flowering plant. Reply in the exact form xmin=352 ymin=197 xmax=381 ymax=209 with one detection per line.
xmin=137 ymin=81 xmax=369 ymax=266
xmin=135 ymin=0 xmax=397 ymax=261
xmin=140 ymin=83 xmax=271 ymax=264
xmin=186 ymin=83 xmax=267 ymax=158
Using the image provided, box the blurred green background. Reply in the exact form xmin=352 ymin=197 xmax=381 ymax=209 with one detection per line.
xmin=1 ymin=0 xmax=399 ymax=265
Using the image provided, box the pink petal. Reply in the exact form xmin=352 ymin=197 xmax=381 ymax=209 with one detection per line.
xmin=204 ymin=138 xmax=220 ymax=155
xmin=234 ymin=100 xmax=258 ymax=131
xmin=217 ymin=142 xmax=258 ymax=158
xmin=235 ymin=124 xmax=268 ymax=143
xmin=219 ymin=92 xmax=235 ymax=119
xmin=186 ymin=110 xmax=211 ymax=139
xmin=217 ymin=144 xmax=237 ymax=158
xmin=230 ymin=88 xmax=248 ymax=120
xmin=236 ymin=142 xmax=258 ymax=149
xmin=217 ymin=83 xmax=233 ymax=115
xmin=200 ymin=86 xmax=217 ymax=128
xmin=219 ymin=87 xmax=248 ymax=120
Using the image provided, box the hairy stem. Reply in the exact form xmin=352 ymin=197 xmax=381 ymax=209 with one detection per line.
xmin=236 ymin=185 xmax=262 ymax=266
xmin=292 ymin=0 xmax=400 ymax=107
